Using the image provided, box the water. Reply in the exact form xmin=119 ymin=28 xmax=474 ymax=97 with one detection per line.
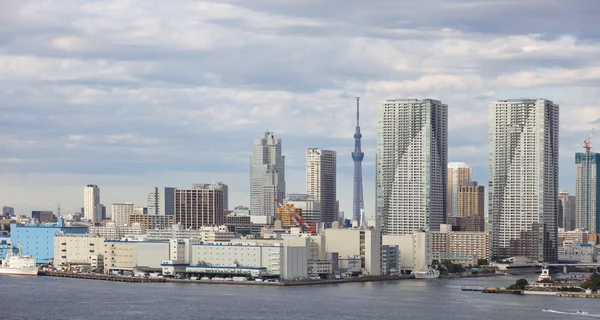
xmin=1 ymin=275 xmax=599 ymax=320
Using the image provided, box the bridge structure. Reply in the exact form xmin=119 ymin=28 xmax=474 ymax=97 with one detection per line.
xmin=544 ymin=263 xmax=600 ymax=274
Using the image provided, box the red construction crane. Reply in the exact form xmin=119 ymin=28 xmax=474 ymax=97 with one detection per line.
xmin=584 ymin=128 xmax=595 ymax=151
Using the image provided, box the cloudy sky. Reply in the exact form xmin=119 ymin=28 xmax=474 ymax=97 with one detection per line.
xmin=1 ymin=0 xmax=599 ymax=217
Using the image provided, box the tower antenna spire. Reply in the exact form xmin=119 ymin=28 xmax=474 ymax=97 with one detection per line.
xmin=356 ymin=97 xmax=360 ymax=126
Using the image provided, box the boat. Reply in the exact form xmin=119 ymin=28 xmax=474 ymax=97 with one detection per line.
xmin=0 ymin=250 xmax=38 ymax=276
xmin=414 ymin=267 xmax=440 ymax=279
xmin=536 ymin=266 xmax=551 ymax=283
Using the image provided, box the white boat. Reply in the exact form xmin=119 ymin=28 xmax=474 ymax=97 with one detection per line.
xmin=414 ymin=267 xmax=440 ymax=279
xmin=0 ymin=250 xmax=38 ymax=276
xmin=536 ymin=266 xmax=551 ymax=282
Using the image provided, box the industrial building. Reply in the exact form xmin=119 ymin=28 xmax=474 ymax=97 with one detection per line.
xmin=11 ymin=218 xmax=87 ymax=263
xmin=189 ymin=242 xmax=308 ymax=280
xmin=323 ymin=228 xmax=381 ymax=276
xmin=54 ymin=233 xmax=105 ymax=268
xmin=104 ymin=240 xmax=169 ymax=274
xmin=383 ymin=231 xmax=429 ymax=273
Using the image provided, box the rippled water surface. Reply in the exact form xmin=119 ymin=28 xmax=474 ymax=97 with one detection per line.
xmin=1 ymin=274 xmax=599 ymax=320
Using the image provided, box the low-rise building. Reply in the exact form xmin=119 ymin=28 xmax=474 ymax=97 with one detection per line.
xmin=382 ymin=245 xmax=400 ymax=275
xmin=88 ymin=222 xmax=145 ymax=240
xmin=189 ymin=242 xmax=308 ymax=280
xmin=429 ymin=224 xmax=490 ymax=264
xmin=103 ymin=240 xmax=169 ymax=274
xmin=558 ymin=239 xmax=596 ymax=263
xmin=322 ymin=228 xmax=381 ymax=276
xmin=144 ymin=224 xmax=235 ymax=241
xmin=54 ymin=233 xmax=105 ymax=268
xmin=383 ymin=231 xmax=429 ymax=273
xmin=129 ymin=214 xmax=173 ymax=230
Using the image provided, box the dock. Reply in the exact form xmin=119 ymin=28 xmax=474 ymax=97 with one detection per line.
xmin=557 ymin=292 xmax=600 ymax=299
xmin=40 ymin=271 xmax=166 ymax=283
xmin=39 ymin=271 xmax=413 ymax=286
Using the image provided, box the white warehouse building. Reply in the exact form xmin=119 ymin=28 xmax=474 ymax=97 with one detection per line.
xmin=190 ymin=242 xmax=307 ymax=280
xmin=323 ymin=228 xmax=381 ymax=275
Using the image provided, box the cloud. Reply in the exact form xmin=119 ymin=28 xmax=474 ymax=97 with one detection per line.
xmin=0 ymin=0 xmax=599 ymax=216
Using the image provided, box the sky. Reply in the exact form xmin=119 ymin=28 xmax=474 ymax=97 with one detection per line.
xmin=1 ymin=0 xmax=600 ymax=218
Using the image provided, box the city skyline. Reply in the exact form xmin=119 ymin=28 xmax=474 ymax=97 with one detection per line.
xmin=1 ymin=1 xmax=598 ymax=218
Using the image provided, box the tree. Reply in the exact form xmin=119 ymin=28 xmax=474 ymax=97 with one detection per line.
xmin=581 ymin=273 xmax=600 ymax=292
xmin=507 ymin=278 xmax=528 ymax=290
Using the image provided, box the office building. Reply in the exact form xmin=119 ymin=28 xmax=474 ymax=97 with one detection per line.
xmin=489 ymin=99 xmax=559 ymax=262
xmin=447 ymin=162 xmax=471 ymax=218
xmin=111 ymin=203 xmax=135 ymax=226
xmin=576 ymin=151 xmax=600 ymax=233
xmin=84 ymin=184 xmax=101 ymax=223
xmin=306 ymin=149 xmax=337 ymax=223
xmin=376 ymin=99 xmax=448 ymax=235
xmin=32 ymin=211 xmax=56 ymax=223
xmin=175 ymin=183 xmax=226 ymax=229
xmin=147 ymin=187 xmax=176 ymax=216
xmin=455 ymin=181 xmax=485 ymax=232
xmin=250 ymin=132 xmax=285 ymax=216
xmin=559 ymin=189 xmax=577 ymax=231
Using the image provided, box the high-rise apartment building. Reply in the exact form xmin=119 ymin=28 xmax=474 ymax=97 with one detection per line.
xmin=456 ymin=181 xmax=485 ymax=232
xmin=250 ymin=132 xmax=285 ymax=216
xmin=376 ymin=99 xmax=448 ymax=235
xmin=111 ymin=203 xmax=135 ymax=226
xmin=147 ymin=187 xmax=176 ymax=216
xmin=489 ymin=99 xmax=559 ymax=263
xmin=175 ymin=183 xmax=226 ymax=229
xmin=83 ymin=184 xmax=101 ymax=223
xmin=575 ymin=152 xmax=600 ymax=233
xmin=447 ymin=162 xmax=472 ymax=218
xmin=306 ymin=149 xmax=337 ymax=223
xmin=559 ymin=189 xmax=577 ymax=231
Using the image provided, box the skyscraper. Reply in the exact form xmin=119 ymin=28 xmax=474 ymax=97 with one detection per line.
xmin=352 ymin=97 xmax=365 ymax=226
xmin=376 ymin=99 xmax=448 ymax=235
xmin=489 ymin=99 xmax=559 ymax=263
xmin=250 ymin=132 xmax=285 ymax=216
xmin=147 ymin=187 xmax=176 ymax=216
xmin=175 ymin=183 xmax=226 ymax=229
xmin=83 ymin=184 xmax=101 ymax=223
xmin=575 ymin=150 xmax=600 ymax=233
xmin=447 ymin=162 xmax=472 ymax=218
xmin=306 ymin=148 xmax=337 ymax=223
xmin=559 ymin=189 xmax=576 ymax=231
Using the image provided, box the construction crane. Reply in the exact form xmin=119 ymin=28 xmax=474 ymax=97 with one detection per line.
xmin=584 ymin=128 xmax=595 ymax=151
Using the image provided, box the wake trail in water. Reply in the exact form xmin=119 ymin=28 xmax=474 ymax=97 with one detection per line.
xmin=543 ymin=310 xmax=600 ymax=317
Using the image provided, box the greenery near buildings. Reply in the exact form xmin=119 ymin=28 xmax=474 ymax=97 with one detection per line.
xmin=507 ymin=278 xmax=528 ymax=290
xmin=581 ymin=273 xmax=600 ymax=291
